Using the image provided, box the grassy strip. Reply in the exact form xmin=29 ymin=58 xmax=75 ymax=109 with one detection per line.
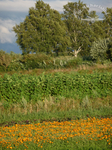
xmin=1 ymin=62 xmax=112 ymax=78
xmin=0 ymin=95 xmax=112 ymax=126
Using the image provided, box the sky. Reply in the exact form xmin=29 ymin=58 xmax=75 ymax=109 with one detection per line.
xmin=0 ymin=0 xmax=112 ymax=54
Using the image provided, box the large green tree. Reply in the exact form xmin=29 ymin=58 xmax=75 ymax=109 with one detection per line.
xmin=62 ymin=1 xmax=106 ymax=57
xmin=13 ymin=0 xmax=71 ymax=55
xmin=62 ymin=0 xmax=89 ymax=57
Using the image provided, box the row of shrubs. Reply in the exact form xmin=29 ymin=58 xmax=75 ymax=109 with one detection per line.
xmin=0 ymin=38 xmax=112 ymax=72
xmin=0 ymin=50 xmax=94 ymax=72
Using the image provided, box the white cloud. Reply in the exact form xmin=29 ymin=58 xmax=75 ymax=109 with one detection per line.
xmin=104 ymin=3 xmax=112 ymax=12
xmin=46 ymin=0 xmax=69 ymax=12
xmin=0 ymin=26 xmax=10 ymax=34
xmin=0 ymin=19 xmax=17 ymax=43
xmin=0 ymin=0 xmax=36 ymax=12
xmin=0 ymin=0 xmax=69 ymax=12
xmin=0 ymin=32 xmax=15 ymax=43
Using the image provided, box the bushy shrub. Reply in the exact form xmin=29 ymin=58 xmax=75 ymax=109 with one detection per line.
xmin=65 ymin=56 xmax=83 ymax=68
xmin=90 ymin=38 xmax=110 ymax=62
xmin=0 ymin=49 xmax=12 ymax=71
xmin=10 ymin=51 xmax=22 ymax=61
xmin=7 ymin=60 xmax=26 ymax=71
xmin=0 ymin=65 xmax=6 ymax=72
xmin=21 ymin=53 xmax=53 ymax=70
xmin=0 ymin=50 xmax=24 ymax=72
xmin=82 ymin=55 xmax=93 ymax=61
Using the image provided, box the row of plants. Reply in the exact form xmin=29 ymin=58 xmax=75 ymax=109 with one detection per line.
xmin=0 ymin=71 xmax=112 ymax=103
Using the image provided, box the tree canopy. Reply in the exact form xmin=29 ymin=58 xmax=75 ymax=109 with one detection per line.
xmin=13 ymin=0 xmax=112 ymax=58
xmin=62 ymin=0 xmax=107 ymax=57
xmin=102 ymin=7 xmax=112 ymax=39
xmin=62 ymin=0 xmax=89 ymax=57
xmin=13 ymin=0 xmax=71 ymax=55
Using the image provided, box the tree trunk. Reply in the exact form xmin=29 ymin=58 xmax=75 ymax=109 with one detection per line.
xmin=70 ymin=46 xmax=82 ymax=57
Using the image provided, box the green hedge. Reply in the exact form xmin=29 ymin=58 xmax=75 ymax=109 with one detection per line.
xmin=0 ymin=72 xmax=112 ymax=103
